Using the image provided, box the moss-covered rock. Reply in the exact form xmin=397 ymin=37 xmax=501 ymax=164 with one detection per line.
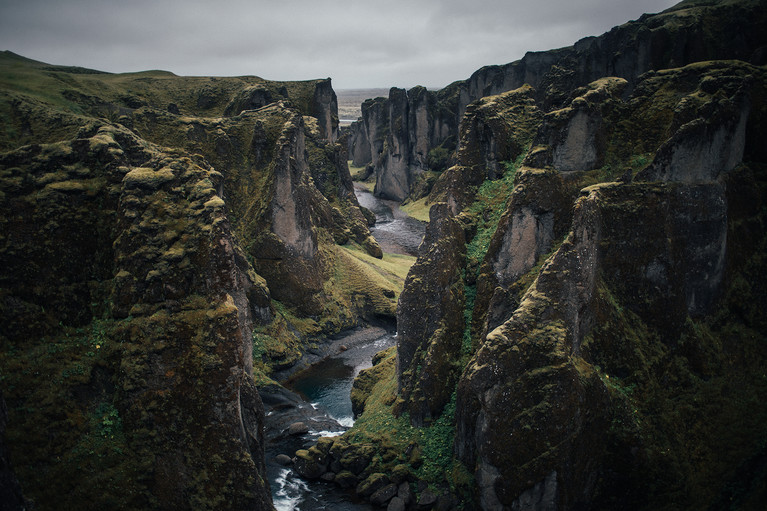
xmin=0 ymin=124 xmax=273 ymax=509
xmin=351 ymin=346 xmax=395 ymax=418
xmin=456 ymin=171 xmax=767 ymax=508
xmin=396 ymin=203 xmax=466 ymax=426
xmin=524 ymin=77 xmax=627 ymax=171
xmin=349 ymin=0 xmax=767 ymax=202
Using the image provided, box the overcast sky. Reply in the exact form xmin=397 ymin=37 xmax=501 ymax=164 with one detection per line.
xmin=1 ymin=0 xmax=678 ymax=90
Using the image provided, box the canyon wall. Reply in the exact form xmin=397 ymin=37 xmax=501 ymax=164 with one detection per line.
xmin=0 ymin=53 xmax=390 ymax=509
xmin=349 ymin=0 xmax=767 ymax=203
xmin=394 ymin=55 xmax=767 ymax=509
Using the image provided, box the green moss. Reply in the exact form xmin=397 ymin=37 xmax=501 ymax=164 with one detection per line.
xmin=464 ymin=152 xmax=525 ymax=276
xmin=581 ymin=269 xmax=767 ymax=510
xmin=400 ymin=196 xmax=432 ymax=223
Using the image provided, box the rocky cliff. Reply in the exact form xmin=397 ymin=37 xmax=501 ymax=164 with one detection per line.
xmin=349 ymin=0 xmax=767 ymax=203
xmin=308 ymin=1 xmax=767 ymax=509
xmin=0 ymin=52 xmax=393 ymax=509
xmin=420 ymin=58 xmax=766 ymax=509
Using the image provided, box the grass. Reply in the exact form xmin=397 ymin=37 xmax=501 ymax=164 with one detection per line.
xmin=340 ymin=243 xmax=415 ymax=286
xmin=348 ymin=161 xmax=371 ymax=182
xmin=400 ymin=196 xmax=432 ymax=223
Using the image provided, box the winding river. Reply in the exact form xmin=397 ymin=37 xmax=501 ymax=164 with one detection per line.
xmin=263 ymin=184 xmax=425 ymax=510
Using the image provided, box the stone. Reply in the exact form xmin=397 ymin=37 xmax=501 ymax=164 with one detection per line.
xmin=398 ymin=482 xmax=414 ymax=505
xmin=293 ymin=450 xmax=325 ymax=480
xmin=387 ymin=496 xmax=406 ymax=511
xmin=288 ymin=422 xmax=310 ymax=435
xmin=356 ymin=473 xmax=391 ymax=497
xmin=370 ymin=483 xmax=398 ymax=506
xmin=417 ymin=489 xmax=438 ymax=510
xmin=274 ymin=454 xmax=293 ymax=466
xmin=334 ymin=470 xmax=359 ymax=489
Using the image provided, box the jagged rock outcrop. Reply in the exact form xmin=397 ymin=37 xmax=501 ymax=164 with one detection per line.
xmin=455 ymin=85 xmax=542 ymax=179
xmin=0 ymin=393 xmax=27 ymax=510
xmin=311 ymin=78 xmax=340 ymax=143
xmin=0 ymin=124 xmax=272 ymax=509
xmin=425 ymin=85 xmax=544 ymax=217
xmin=348 ymin=96 xmax=387 ymax=169
xmin=395 ymin=203 xmax=466 ymax=425
xmin=473 ymin=166 xmax=574 ymax=339
xmin=127 ymin=103 xmax=382 ymax=317
xmin=456 ymin=177 xmax=735 ymax=509
xmin=636 ymin=65 xmax=753 ymax=183
xmin=348 ymin=118 xmax=369 ymax=168
xmin=375 ymin=87 xmax=412 ymax=201
xmin=223 ymin=84 xmax=285 ymax=116
xmin=524 ymin=77 xmax=627 ymax=171
xmin=350 ymin=0 xmax=767 ymax=202
xmin=456 ymin=184 xmax=611 ymax=510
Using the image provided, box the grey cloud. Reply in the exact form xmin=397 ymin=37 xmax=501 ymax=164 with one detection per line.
xmin=0 ymin=0 xmax=678 ymax=88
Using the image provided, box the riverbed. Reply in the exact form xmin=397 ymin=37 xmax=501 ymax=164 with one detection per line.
xmin=262 ymin=183 xmax=425 ymax=509
xmin=354 ymin=183 xmax=426 ymax=257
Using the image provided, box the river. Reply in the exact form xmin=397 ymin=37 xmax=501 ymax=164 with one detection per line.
xmin=263 ymin=184 xmax=425 ymax=510
xmin=354 ymin=183 xmax=425 ymax=257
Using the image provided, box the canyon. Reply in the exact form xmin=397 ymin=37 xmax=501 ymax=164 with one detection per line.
xmin=2 ymin=0 xmax=767 ymax=510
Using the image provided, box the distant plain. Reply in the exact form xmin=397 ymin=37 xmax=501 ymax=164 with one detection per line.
xmin=336 ymin=88 xmax=389 ymax=125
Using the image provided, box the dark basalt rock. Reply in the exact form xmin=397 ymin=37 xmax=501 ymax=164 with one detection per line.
xmin=395 ymin=203 xmax=466 ymax=426
xmin=0 ymin=393 xmax=28 ymax=511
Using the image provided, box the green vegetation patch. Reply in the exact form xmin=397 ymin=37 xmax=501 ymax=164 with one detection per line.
xmin=0 ymin=317 xmax=148 ymax=509
xmin=465 ymin=153 xmax=524 ymax=277
xmin=338 ymin=347 xmax=474 ymax=499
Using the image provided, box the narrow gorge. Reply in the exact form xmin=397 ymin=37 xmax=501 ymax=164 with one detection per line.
xmin=2 ymin=0 xmax=767 ymax=510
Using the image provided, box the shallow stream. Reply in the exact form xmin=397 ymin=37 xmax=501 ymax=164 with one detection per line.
xmin=263 ymin=184 xmax=425 ymax=509
xmin=354 ymin=183 xmax=426 ymax=257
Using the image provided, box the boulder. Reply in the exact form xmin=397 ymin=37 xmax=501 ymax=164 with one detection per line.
xmin=370 ymin=483 xmax=398 ymax=506
xmin=356 ymin=473 xmax=391 ymax=498
xmin=288 ymin=422 xmax=310 ymax=435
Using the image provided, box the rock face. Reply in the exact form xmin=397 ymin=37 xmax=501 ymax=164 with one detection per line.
xmin=456 ymin=177 xmax=734 ymax=509
xmin=524 ymin=77 xmax=627 ymax=171
xmin=310 ymin=78 xmax=340 ymax=143
xmin=0 ymin=394 xmax=27 ymax=510
xmin=390 ymin=43 xmax=767 ymax=511
xmin=473 ymin=166 xmax=574 ymax=338
xmin=395 ymin=203 xmax=466 ymax=425
xmin=0 ymin=53 xmax=384 ymax=509
xmin=350 ymin=0 xmax=767 ymax=202
xmin=0 ymin=125 xmax=272 ymax=509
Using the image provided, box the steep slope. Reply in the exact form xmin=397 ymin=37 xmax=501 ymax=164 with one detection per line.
xmin=348 ymin=0 xmax=767 ymax=203
xmin=453 ymin=61 xmax=767 ymax=509
xmin=0 ymin=124 xmax=273 ymax=509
